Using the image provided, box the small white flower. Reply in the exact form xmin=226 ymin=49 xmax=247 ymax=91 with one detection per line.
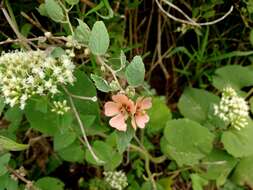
xmin=51 ymin=100 xmax=70 ymax=115
xmin=0 ymin=50 xmax=75 ymax=109
xmin=103 ymin=171 xmax=128 ymax=190
xmin=214 ymin=87 xmax=249 ymax=130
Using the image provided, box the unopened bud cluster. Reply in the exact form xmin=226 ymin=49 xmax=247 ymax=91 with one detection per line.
xmin=0 ymin=50 xmax=75 ymax=109
xmin=51 ymin=100 xmax=70 ymax=115
xmin=10 ymin=166 xmax=27 ymax=181
xmin=103 ymin=170 xmax=128 ymax=190
xmin=214 ymin=87 xmax=249 ymax=130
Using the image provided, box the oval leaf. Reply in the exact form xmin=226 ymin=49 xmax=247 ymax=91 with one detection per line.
xmin=45 ymin=0 xmax=65 ymax=22
xmin=88 ymin=21 xmax=109 ymax=55
xmin=125 ymin=56 xmax=145 ymax=87
xmin=0 ymin=136 xmax=28 ymax=151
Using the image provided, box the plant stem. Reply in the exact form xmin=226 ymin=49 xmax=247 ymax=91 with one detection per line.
xmin=63 ymin=86 xmax=104 ymax=164
xmin=96 ymin=56 xmax=124 ymax=92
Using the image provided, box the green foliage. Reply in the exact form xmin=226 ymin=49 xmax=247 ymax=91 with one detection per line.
xmin=212 ymin=65 xmax=253 ymax=90
xmin=74 ymin=19 xmax=90 ymax=45
xmin=44 ymin=0 xmax=65 ymax=23
xmin=0 ymin=136 xmax=28 ymax=151
xmin=178 ymin=88 xmax=219 ymax=123
xmin=35 ymin=177 xmax=64 ymax=190
xmin=90 ymin=74 xmax=113 ymax=92
xmin=89 ymin=21 xmax=110 ymax=55
xmin=162 ymin=119 xmax=214 ymax=166
xmin=146 ymin=97 xmax=172 ymax=135
xmin=221 ymin=121 xmax=253 ymax=157
xmin=1 ymin=1 xmax=253 ymax=189
xmin=125 ymin=56 xmax=145 ymax=87
xmin=232 ymin=156 xmax=253 ymax=188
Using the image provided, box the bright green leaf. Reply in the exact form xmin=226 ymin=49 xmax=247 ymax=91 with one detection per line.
xmin=212 ymin=65 xmax=253 ymax=90
xmin=0 ymin=136 xmax=28 ymax=151
xmin=0 ymin=153 xmax=10 ymax=176
xmin=190 ymin=174 xmax=208 ymax=190
xmin=147 ymin=97 xmax=172 ymax=135
xmin=25 ymin=100 xmax=60 ymax=136
xmin=178 ymin=88 xmax=219 ymax=123
xmin=232 ymin=155 xmax=253 ymax=188
xmin=125 ymin=56 xmax=145 ymax=87
xmin=54 ymin=131 xmax=76 ymax=151
xmin=85 ymin=140 xmax=122 ymax=170
xmin=58 ymin=141 xmax=85 ymax=162
xmin=222 ymin=121 xmax=253 ymax=157
xmin=88 ymin=21 xmax=109 ymax=55
xmin=200 ymin=149 xmax=238 ymax=186
xmin=35 ymin=177 xmax=64 ymax=190
xmin=45 ymin=0 xmax=65 ymax=22
xmin=163 ymin=119 xmax=214 ymax=166
xmin=90 ymin=74 xmax=113 ymax=92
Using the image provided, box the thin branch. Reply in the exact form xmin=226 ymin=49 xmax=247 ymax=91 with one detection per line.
xmin=1 ymin=7 xmax=31 ymax=49
xmin=155 ymin=0 xmax=234 ymax=26
xmin=63 ymin=86 xmax=104 ymax=164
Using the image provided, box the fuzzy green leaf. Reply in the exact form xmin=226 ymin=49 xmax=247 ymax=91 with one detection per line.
xmin=125 ymin=56 xmax=145 ymax=87
xmin=162 ymin=119 xmax=214 ymax=166
xmin=89 ymin=21 xmax=109 ymax=55
xmin=178 ymin=88 xmax=219 ymax=123
xmin=90 ymin=74 xmax=113 ymax=92
xmin=74 ymin=19 xmax=90 ymax=45
xmin=45 ymin=0 xmax=65 ymax=22
xmin=0 ymin=136 xmax=28 ymax=151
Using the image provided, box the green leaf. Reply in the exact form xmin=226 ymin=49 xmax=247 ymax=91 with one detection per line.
xmin=85 ymin=140 xmax=122 ymax=170
xmin=4 ymin=106 xmax=23 ymax=132
xmin=221 ymin=121 xmax=253 ymax=157
xmin=65 ymin=0 xmax=79 ymax=5
xmin=37 ymin=4 xmax=48 ymax=17
xmin=35 ymin=177 xmax=64 ymax=190
xmin=125 ymin=56 xmax=145 ymax=87
xmin=212 ymin=65 xmax=253 ymax=90
xmin=178 ymin=88 xmax=219 ymax=123
xmin=90 ymin=74 xmax=113 ymax=92
xmin=0 ymin=173 xmax=18 ymax=190
xmin=88 ymin=21 xmax=109 ymax=55
xmin=141 ymin=181 xmax=164 ymax=190
xmin=0 ymin=136 xmax=28 ymax=151
xmin=25 ymin=100 xmax=60 ymax=136
xmin=74 ymin=19 xmax=90 ymax=45
xmin=147 ymin=97 xmax=172 ymax=135
xmin=190 ymin=174 xmax=208 ymax=190
xmin=0 ymin=153 xmax=10 ymax=176
xmin=54 ymin=130 xmax=76 ymax=151
xmin=162 ymin=119 xmax=214 ymax=166
xmin=0 ymin=97 xmax=5 ymax=115
xmin=232 ymin=155 xmax=253 ymax=187
xmin=200 ymin=149 xmax=238 ymax=186
xmin=67 ymin=70 xmax=99 ymax=117
xmin=45 ymin=0 xmax=65 ymax=22
xmin=58 ymin=141 xmax=85 ymax=162
xmin=250 ymin=29 xmax=253 ymax=46
xmin=116 ymin=127 xmax=135 ymax=153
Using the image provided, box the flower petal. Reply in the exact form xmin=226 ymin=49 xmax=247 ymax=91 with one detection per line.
xmin=109 ymin=114 xmax=127 ymax=131
xmin=104 ymin=101 xmax=121 ymax=116
xmin=112 ymin=94 xmax=129 ymax=104
xmin=141 ymin=97 xmax=152 ymax=110
xmin=135 ymin=113 xmax=149 ymax=128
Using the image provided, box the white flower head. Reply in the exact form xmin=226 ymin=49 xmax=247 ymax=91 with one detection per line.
xmin=214 ymin=86 xmax=249 ymax=130
xmin=103 ymin=170 xmax=128 ymax=190
xmin=0 ymin=50 xmax=75 ymax=109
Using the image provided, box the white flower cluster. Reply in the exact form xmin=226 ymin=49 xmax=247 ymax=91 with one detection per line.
xmin=214 ymin=87 xmax=249 ymax=130
xmin=0 ymin=50 xmax=75 ymax=109
xmin=103 ymin=171 xmax=128 ymax=190
xmin=51 ymin=100 xmax=70 ymax=115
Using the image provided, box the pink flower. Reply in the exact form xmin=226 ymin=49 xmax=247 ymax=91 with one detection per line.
xmin=104 ymin=94 xmax=135 ymax=131
xmin=131 ymin=97 xmax=152 ymax=129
